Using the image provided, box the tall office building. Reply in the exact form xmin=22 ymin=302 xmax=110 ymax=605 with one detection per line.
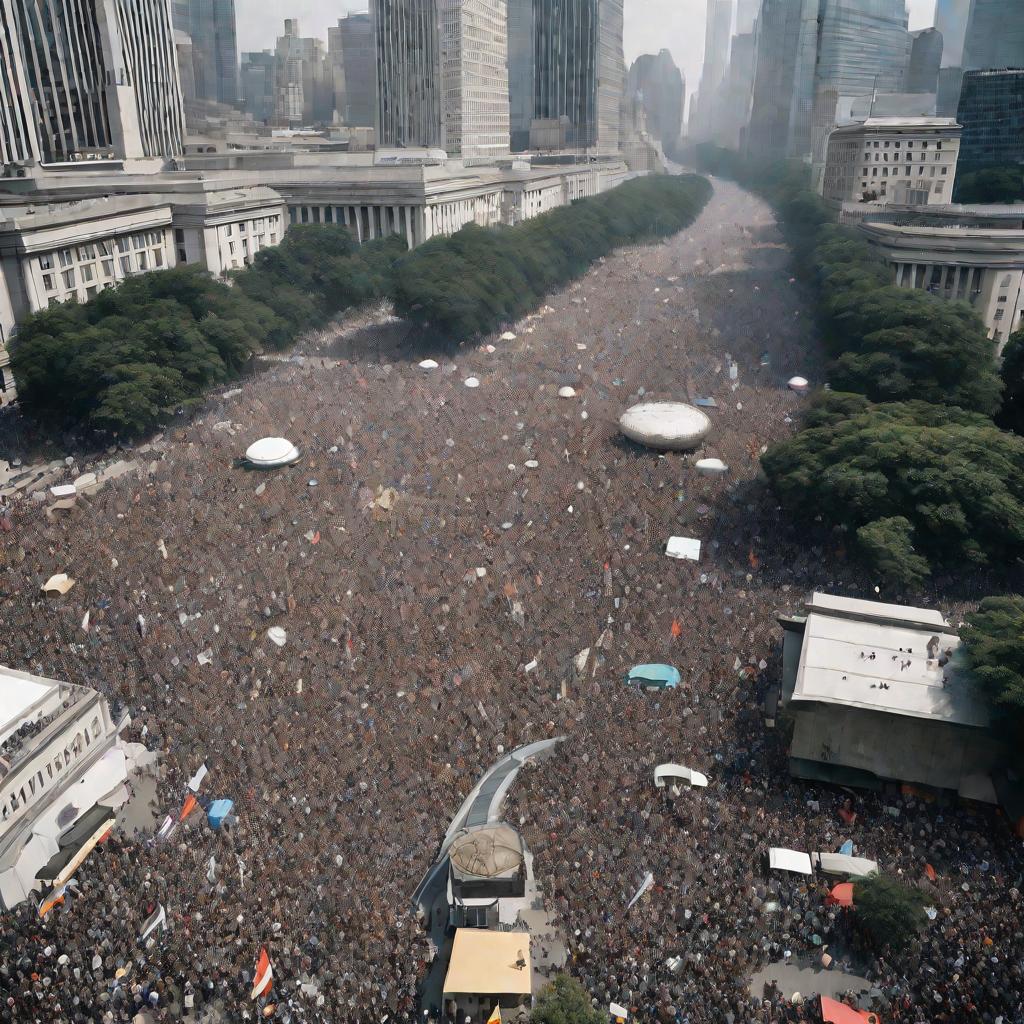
xmin=275 ymin=19 xmax=331 ymax=126
xmin=625 ymin=51 xmax=685 ymax=152
xmin=956 ymin=68 xmax=1024 ymax=171
xmin=746 ymin=0 xmax=820 ymax=159
xmin=241 ymin=51 xmax=275 ymax=123
xmin=736 ymin=0 xmax=761 ymax=34
xmin=440 ymin=0 xmax=511 ymax=159
xmin=328 ymin=14 xmax=375 ymax=127
xmin=508 ymin=0 xmax=535 ymax=150
xmin=906 ymin=28 xmax=943 ymax=95
xmin=372 ymin=0 xmax=444 ymax=148
xmin=0 ymin=0 xmax=184 ymax=166
xmin=691 ymin=0 xmax=734 ymax=141
xmin=962 ymin=0 xmax=1024 ymax=73
xmin=527 ymin=0 xmax=623 ymax=153
xmin=171 ymin=0 xmax=238 ymax=106
xmin=935 ymin=0 xmax=971 ymax=67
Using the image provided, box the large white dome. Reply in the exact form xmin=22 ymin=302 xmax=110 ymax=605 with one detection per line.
xmin=619 ymin=401 xmax=712 ymax=451
xmin=245 ymin=437 xmax=300 ymax=467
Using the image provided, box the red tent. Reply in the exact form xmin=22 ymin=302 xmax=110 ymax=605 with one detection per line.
xmin=821 ymin=996 xmax=880 ymax=1024
xmin=826 ymin=882 xmax=854 ymax=908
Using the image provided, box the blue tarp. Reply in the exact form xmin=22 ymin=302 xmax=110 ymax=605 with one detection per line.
xmin=207 ymin=799 xmax=233 ymax=829
xmin=627 ymin=664 xmax=681 ymax=689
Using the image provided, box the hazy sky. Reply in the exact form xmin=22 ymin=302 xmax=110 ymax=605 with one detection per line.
xmin=236 ymin=0 xmax=939 ymax=95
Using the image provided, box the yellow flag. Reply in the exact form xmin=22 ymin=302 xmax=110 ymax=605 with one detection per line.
xmin=486 ymin=1005 xmax=502 ymax=1024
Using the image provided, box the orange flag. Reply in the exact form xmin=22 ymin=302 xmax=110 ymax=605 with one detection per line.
xmin=251 ymin=947 xmax=273 ymax=999
xmin=925 ymin=863 xmax=937 ymax=881
xmin=671 ymin=619 xmax=682 ymax=639
xmin=179 ymin=794 xmax=199 ymax=822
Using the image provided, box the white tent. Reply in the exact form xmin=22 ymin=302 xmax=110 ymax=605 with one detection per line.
xmin=812 ymin=852 xmax=879 ymax=877
xmin=654 ymin=764 xmax=709 ymax=791
xmin=768 ymin=848 xmax=813 ymax=875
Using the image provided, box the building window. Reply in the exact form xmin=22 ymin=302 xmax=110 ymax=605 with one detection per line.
xmin=116 ymin=237 xmax=129 ymax=253
xmin=42 ymin=274 xmax=55 ymax=291
xmin=225 ymin=224 xmax=233 ymax=236
xmin=138 ymin=252 xmax=148 ymax=270
xmin=102 ymin=259 xmax=114 ymax=276
xmin=120 ymin=255 xmax=132 ymax=274
xmin=154 ymin=249 xmax=163 ymax=267
xmin=86 ymin=285 xmax=97 ymax=298
xmin=178 ymin=249 xmax=187 ymax=263
xmin=58 ymin=249 xmax=73 ymax=268
xmin=82 ymin=264 xmax=94 ymax=283
xmin=97 ymin=240 xmax=110 ymax=257
xmin=39 ymin=253 xmax=52 ymax=270
xmin=228 ymin=241 xmax=235 ymax=254
xmin=62 ymin=269 xmax=75 ymax=288
xmin=132 ymin=233 xmax=145 ymax=250
xmin=175 ymin=228 xmax=185 ymax=243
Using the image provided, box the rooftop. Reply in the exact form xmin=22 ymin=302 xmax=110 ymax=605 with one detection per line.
xmin=0 ymin=667 xmax=61 ymax=746
xmin=442 ymin=928 xmax=532 ymax=996
xmin=791 ymin=593 xmax=988 ymax=728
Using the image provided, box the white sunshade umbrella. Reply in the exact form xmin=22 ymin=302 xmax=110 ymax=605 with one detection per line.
xmin=654 ymin=763 xmax=709 ymax=789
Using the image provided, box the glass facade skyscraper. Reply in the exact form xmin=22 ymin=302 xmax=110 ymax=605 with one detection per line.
xmin=962 ymin=0 xmax=1024 ymax=73
xmin=956 ymin=68 xmax=1024 ymax=171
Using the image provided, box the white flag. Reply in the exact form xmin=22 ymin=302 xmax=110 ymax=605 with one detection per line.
xmin=626 ymin=871 xmax=655 ymax=910
xmin=139 ymin=903 xmax=167 ymax=942
xmin=188 ymin=763 xmax=209 ymax=793
xmin=207 ymin=856 xmax=217 ymax=884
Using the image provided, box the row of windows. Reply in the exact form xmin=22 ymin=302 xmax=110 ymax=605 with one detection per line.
xmin=38 ymin=231 xmax=165 ymax=272
xmin=862 ymin=165 xmax=948 ymax=178
xmin=41 ymin=248 xmax=165 ymax=292
xmin=0 ymin=717 xmax=103 ymax=821
xmin=866 ymin=139 xmax=945 ymax=149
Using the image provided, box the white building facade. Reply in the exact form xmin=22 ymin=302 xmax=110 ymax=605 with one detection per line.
xmin=821 ymin=117 xmax=961 ymax=206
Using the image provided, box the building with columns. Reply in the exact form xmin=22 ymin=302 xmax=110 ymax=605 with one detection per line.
xmin=857 ymin=205 xmax=1024 ymax=352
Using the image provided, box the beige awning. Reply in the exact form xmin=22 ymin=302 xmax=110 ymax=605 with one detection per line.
xmin=442 ymin=929 xmax=532 ymax=996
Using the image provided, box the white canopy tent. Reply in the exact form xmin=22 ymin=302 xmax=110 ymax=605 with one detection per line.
xmin=654 ymin=764 xmax=709 ymax=791
xmin=812 ymin=852 xmax=879 ymax=877
xmin=768 ymin=847 xmax=813 ymax=875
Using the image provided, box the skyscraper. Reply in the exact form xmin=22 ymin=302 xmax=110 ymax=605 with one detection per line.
xmin=935 ymin=0 xmax=971 ymax=68
xmin=691 ymin=0 xmax=734 ymax=140
xmin=625 ymin=50 xmax=685 ymax=152
xmin=328 ymin=14 xmax=375 ymax=127
xmin=275 ymin=19 xmax=331 ymax=126
xmin=746 ymin=0 xmax=820 ymax=159
xmin=508 ymin=0 xmax=535 ymax=150
xmin=440 ymin=0 xmax=511 ymax=159
xmin=171 ymin=0 xmax=239 ymax=106
xmin=962 ymin=0 xmax=1024 ymax=73
xmin=241 ymin=51 xmax=275 ymax=123
xmin=372 ymin=0 xmax=444 ymax=148
xmin=956 ymin=68 xmax=1024 ymax=171
xmin=0 ymin=0 xmax=184 ymax=165
xmin=525 ymin=0 xmax=623 ymax=153
xmin=906 ymin=28 xmax=943 ymax=95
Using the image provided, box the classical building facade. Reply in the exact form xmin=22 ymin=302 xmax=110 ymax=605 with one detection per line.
xmin=820 ymin=117 xmax=961 ymax=205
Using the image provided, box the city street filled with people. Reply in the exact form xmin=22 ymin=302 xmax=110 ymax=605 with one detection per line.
xmin=1 ymin=178 xmax=1021 ymax=1024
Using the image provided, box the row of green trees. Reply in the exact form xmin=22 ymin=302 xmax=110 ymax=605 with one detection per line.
xmin=10 ymin=175 xmax=711 ymax=437
xmin=696 ymin=144 xmax=1024 ymax=588
xmin=10 ymin=227 xmax=405 ymax=436
xmin=391 ymin=173 xmax=712 ymax=337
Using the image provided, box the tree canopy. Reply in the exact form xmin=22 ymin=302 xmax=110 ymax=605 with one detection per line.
xmin=392 ymin=174 xmax=711 ymax=339
xmin=531 ymin=974 xmax=604 ymax=1024
xmin=961 ymin=595 xmax=1024 ymax=727
xmin=10 ymin=175 xmax=712 ymax=439
xmin=998 ymin=327 xmax=1024 ymax=436
xmin=954 ymin=165 xmax=1024 ymax=205
xmin=762 ymin=392 xmax=1024 ymax=584
xmin=854 ymin=873 xmax=927 ymax=953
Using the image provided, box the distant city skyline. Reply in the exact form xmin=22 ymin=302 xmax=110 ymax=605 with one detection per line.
xmin=234 ymin=0 xmax=938 ymax=101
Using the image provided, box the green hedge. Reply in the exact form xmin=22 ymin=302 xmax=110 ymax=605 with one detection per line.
xmin=10 ymin=174 xmax=712 ymax=438
xmin=392 ymin=174 xmax=712 ymax=338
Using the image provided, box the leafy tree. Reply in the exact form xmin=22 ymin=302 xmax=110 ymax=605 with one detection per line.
xmin=762 ymin=392 xmax=1024 ymax=583
xmin=854 ymin=873 xmax=927 ymax=952
xmin=998 ymin=327 xmax=1024 ymax=436
xmin=531 ymin=974 xmax=604 ymax=1024
xmin=856 ymin=517 xmax=931 ymax=588
xmin=961 ymin=595 xmax=1024 ymax=721
xmin=954 ymin=165 xmax=1024 ymax=204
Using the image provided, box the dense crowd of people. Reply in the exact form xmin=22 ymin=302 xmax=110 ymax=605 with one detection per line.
xmin=0 ymin=179 xmax=1019 ymax=1024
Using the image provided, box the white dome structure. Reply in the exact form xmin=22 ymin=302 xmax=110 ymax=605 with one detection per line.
xmin=695 ymin=457 xmax=729 ymax=476
xmin=788 ymin=376 xmax=810 ymax=393
xmin=244 ymin=437 xmax=300 ymax=468
xmin=620 ymin=401 xmax=711 ymax=451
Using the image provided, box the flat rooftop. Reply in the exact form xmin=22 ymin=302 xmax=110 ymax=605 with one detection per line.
xmin=792 ymin=593 xmax=988 ymax=728
xmin=442 ymin=928 xmax=532 ymax=996
xmin=0 ymin=666 xmax=61 ymax=745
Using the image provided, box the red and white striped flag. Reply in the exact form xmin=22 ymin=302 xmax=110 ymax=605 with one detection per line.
xmin=251 ymin=947 xmax=273 ymax=1000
